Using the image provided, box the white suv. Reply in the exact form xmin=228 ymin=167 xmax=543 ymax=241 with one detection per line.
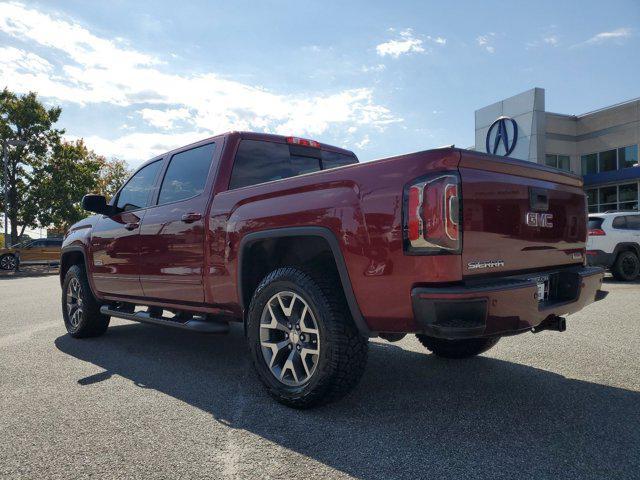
xmin=587 ymin=212 xmax=640 ymax=281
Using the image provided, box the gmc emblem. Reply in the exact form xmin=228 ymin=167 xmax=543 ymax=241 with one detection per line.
xmin=526 ymin=212 xmax=553 ymax=228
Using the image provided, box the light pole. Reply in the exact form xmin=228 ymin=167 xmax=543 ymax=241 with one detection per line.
xmin=2 ymin=138 xmax=27 ymax=248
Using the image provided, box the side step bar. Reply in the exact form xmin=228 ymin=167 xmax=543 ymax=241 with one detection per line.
xmin=99 ymin=306 xmax=230 ymax=334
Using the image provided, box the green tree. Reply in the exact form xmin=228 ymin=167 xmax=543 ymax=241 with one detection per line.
xmin=27 ymin=140 xmax=103 ymax=232
xmin=96 ymin=157 xmax=131 ymax=201
xmin=0 ymin=89 xmax=63 ymax=243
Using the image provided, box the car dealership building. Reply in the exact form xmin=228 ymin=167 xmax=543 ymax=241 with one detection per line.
xmin=475 ymin=88 xmax=640 ymax=213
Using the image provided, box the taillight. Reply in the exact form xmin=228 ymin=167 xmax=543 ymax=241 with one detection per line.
xmin=404 ymin=173 xmax=461 ymax=253
xmin=286 ymin=136 xmax=320 ymax=148
xmin=588 ymin=228 xmax=606 ymax=236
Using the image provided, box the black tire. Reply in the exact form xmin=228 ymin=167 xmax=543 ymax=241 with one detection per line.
xmin=61 ymin=264 xmax=110 ymax=338
xmin=611 ymin=251 xmax=640 ymax=281
xmin=415 ymin=335 xmax=500 ymax=359
xmin=247 ymin=266 xmax=368 ymax=408
xmin=0 ymin=254 xmax=18 ymax=271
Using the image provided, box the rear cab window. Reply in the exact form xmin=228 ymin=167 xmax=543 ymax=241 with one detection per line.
xmin=229 ymin=139 xmax=358 ymax=190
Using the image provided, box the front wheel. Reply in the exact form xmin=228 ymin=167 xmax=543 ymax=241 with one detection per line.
xmin=415 ymin=335 xmax=500 ymax=359
xmin=611 ymin=251 xmax=640 ymax=281
xmin=0 ymin=254 xmax=18 ymax=271
xmin=247 ymin=266 xmax=368 ymax=408
xmin=62 ymin=265 xmax=110 ymax=338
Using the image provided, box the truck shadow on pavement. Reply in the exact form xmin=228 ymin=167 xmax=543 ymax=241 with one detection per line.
xmin=55 ymin=323 xmax=639 ymax=480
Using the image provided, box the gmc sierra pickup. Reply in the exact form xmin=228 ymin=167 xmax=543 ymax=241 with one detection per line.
xmin=60 ymin=131 xmax=606 ymax=407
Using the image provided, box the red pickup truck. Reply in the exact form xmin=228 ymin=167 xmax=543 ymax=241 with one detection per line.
xmin=60 ymin=131 xmax=606 ymax=407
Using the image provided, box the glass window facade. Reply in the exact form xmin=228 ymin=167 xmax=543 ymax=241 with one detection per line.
xmin=619 ymin=145 xmax=639 ymax=169
xmin=586 ymin=182 xmax=640 ymax=213
xmin=545 ymin=154 xmax=571 ymax=171
xmin=581 ymin=145 xmax=638 ymax=175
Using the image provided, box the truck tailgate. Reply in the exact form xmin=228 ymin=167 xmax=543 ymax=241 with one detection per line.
xmin=459 ymin=152 xmax=587 ymax=277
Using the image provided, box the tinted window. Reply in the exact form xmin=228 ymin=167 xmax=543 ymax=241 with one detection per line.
xmin=588 ymin=217 xmax=604 ymax=230
xmin=116 ymin=160 xmax=163 ymax=211
xmin=612 ymin=217 xmax=626 ymax=229
xmin=581 ymin=154 xmax=597 ymax=174
xmin=230 ymin=141 xmax=290 ymax=189
xmin=618 ymin=145 xmax=638 ymax=169
xmin=47 ymin=239 xmax=62 ymax=247
xmin=322 ymin=150 xmax=358 ymax=169
xmin=625 ymin=215 xmax=640 ymax=230
xmin=229 ymin=140 xmax=359 ymax=190
xmin=290 ymin=154 xmax=321 ymax=175
xmin=31 ymin=240 xmax=46 ymax=247
xmin=158 ymin=143 xmax=216 ymax=205
xmin=599 ymin=186 xmax=617 ymax=205
xmin=598 ymin=149 xmax=617 ymax=172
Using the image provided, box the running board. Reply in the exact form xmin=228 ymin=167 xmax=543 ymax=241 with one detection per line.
xmin=99 ymin=306 xmax=230 ymax=334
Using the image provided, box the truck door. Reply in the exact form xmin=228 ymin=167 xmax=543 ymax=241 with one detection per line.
xmin=91 ymin=159 xmax=164 ymax=297
xmin=138 ymin=142 xmax=219 ymax=303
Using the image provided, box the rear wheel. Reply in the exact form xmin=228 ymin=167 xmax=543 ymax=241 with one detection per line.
xmin=0 ymin=254 xmax=18 ymax=271
xmin=612 ymin=251 xmax=640 ymax=281
xmin=247 ymin=266 xmax=368 ymax=408
xmin=62 ymin=264 xmax=110 ymax=338
xmin=416 ymin=335 xmax=500 ymax=359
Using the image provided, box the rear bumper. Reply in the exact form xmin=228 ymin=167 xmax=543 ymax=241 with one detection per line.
xmin=411 ymin=265 xmax=606 ymax=339
xmin=586 ymin=250 xmax=614 ymax=268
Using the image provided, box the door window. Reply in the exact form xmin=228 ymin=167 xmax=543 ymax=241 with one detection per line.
xmin=116 ymin=160 xmax=163 ymax=211
xmin=157 ymin=143 xmax=216 ymax=205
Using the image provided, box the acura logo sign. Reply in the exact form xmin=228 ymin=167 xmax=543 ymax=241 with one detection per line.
xmin=486 ymin=116 xmax=518 ymax=156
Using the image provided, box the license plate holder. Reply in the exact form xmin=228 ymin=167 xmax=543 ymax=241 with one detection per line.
xmin=528 ymin=275 xmax=550 ymax=302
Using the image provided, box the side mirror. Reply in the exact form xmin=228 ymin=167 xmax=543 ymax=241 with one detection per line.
xmin=82 ymin=194 xmax=116 ymax=216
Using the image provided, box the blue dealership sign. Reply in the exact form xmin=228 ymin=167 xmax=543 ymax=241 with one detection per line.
xmin=486 ymin=116 xmax=518 ymax=156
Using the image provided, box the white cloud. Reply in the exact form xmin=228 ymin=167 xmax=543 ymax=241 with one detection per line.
xmin=139 ymin=107 xmax=192 ymax=129
xmin=476 ymin=34 xmax=496 ymax=53
xmin=355 ymin=134 xmax=370 ymax=149
xmin=543 ymin=35 xmax=559 ymax=46
xmin=583 ymin=27 xmax=632 ymax=45
xmin=361 ymin=64 xmax=386 ymax=73
xmin=428 ymin=36 xmax=447 ymax=45
xmin=376 ymin=29 xmax=425 ymax=58
xmin=375 ymin=29 xmax=446 ymax=58
xmin=66 ymin=132 xmax=207 ymax=161
xmin=0 ymin=2 xmax=399 ymax=162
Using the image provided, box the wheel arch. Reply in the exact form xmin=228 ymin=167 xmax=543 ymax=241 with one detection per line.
xmin=613 ymin=242 xmax=640 ymax=259
xmin=237 ymin=227 xmax=371 ymax=337
xmin=60 ymin=246 xmax=88 ymax=287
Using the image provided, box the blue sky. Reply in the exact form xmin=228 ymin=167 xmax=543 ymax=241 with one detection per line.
xmin=1 ymin=0 xmax=639 ymax=167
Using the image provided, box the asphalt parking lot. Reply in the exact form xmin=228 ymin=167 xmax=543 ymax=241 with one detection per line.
xmin=1 ymin=270 xmax=639 ymax=479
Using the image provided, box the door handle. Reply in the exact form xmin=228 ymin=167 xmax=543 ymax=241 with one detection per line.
xmin=124 ymin=222 xmax=139 ymax=231
xmin=181 ymin=212 xmax=202 ymax=223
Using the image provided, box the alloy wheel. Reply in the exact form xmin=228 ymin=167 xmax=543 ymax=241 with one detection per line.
xmin=259 ymin=291 xmax=320 ymax=387
xmin=66 ymin=278 xmax=83 ymax=328
xmin=0 ymin=255 xmax=17 ymax=270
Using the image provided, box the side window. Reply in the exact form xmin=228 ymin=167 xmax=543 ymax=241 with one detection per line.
xmin=612 ymin=217 xmax=626 ymax=229
xmin=157 ymin=143 xmax=217 ymax=205
xmin=47 ymin=239 xmax=62 ymax=247
xmin=229 ymin=140 xmax=292 ymax=189
xmin=626 ymin=215 xmax=640 ymax=230
xmin=116 ymin=160 xmax=163 ymax=211
xmin=31 ymin=240 xmax=46 ymax=248
xmin=321 ymin=150 xmax=358 ymax=169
